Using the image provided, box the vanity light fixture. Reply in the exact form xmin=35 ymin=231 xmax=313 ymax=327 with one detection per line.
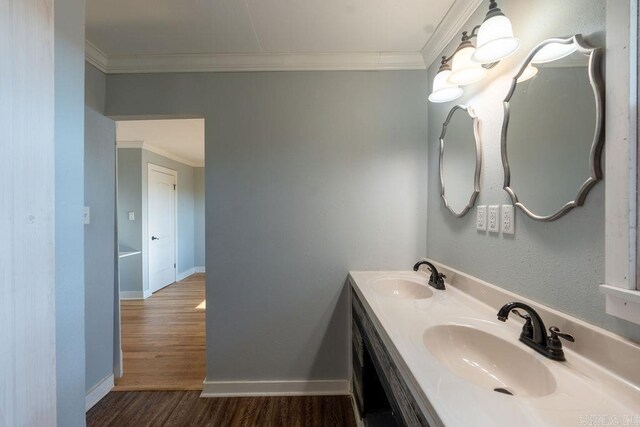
xmin=428 ymin=57 xmax=464 ymax=103
xmin=428 ymin=0 xmax=519 ymax=103
xmin=472 ymin=0 xmax=520 ymax=64
xmin=448 ymin=33 xmax=488 ymax=86
xmin=531 ymin=41 xmax=578 ymax=64
xmin=517 ymin=64 xmax=538 ymax=83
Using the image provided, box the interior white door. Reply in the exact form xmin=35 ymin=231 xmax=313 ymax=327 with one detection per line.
xmin=148 ymin=166 xmax=177 ymax=293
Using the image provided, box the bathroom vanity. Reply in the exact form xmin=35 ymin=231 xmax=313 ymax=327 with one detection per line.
xmin=349 ymin=263 xmax=640 ymax=427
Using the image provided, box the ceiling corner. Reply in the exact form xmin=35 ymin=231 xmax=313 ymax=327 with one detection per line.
xmin=86 ymin=40 xmax=109 ymax=73
xmin=420 ymin=0 xmax=484 ymax=70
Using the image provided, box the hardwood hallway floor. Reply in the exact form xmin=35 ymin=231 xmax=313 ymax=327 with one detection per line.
xmin=114 ymin=273 xmax=206 ymax=390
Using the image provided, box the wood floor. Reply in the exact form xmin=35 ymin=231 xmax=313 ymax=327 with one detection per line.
xmin=115 ymin=274 xmax=206 ymax=390
xmin=87 ymin=391 xmax=357 ymax=427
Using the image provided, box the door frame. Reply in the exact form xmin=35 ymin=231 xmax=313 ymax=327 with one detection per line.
xmin=145 ymin=163 xmax=178 ymax=293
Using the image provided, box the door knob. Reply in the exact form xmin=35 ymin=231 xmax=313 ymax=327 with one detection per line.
xmin=151 ymin=236 xmax=160 ymax=240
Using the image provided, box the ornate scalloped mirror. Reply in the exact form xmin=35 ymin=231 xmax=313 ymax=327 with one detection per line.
xmin=439 ymin=105 xmax=482 ymax=217
xmin=501 ymin=34 xmax=604 ymax=221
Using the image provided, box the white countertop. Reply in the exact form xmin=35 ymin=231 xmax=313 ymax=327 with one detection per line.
xmin=349 ymin=269 xmax=640 ymax=427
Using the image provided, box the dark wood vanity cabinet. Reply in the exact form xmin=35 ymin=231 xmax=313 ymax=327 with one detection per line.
xmin=351 ymin=286 xmax=431 ymax=427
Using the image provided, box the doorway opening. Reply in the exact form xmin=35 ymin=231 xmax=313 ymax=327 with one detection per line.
xmin=114 ymin=117 xmax=206 ymax=390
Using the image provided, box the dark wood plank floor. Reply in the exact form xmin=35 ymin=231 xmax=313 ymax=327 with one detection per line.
xmin=87 ymin=391 xmax=357 ymax=427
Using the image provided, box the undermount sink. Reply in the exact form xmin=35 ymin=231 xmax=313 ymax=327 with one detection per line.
xmin=373 ymin=277 xmax=433 ymax=299
xmin=423 ymin=324 xmax=557 ymax=398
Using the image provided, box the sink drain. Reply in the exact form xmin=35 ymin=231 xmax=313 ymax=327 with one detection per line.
xmin=493 ymin=387 xmax=514 ymax=396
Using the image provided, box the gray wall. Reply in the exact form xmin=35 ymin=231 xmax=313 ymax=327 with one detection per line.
xmin=117 ymin=148 xmax=143 ymax=292
xmin=56 ymin=0 xmax=86 ymax=425
xmin=84 ymin=108 xmax=116 ymax=392
xmin=194 ymin=167 xmax=206 ymax=267
xmin=85 ymin=63 xmax=106 ymax=114
xmin=106 ymin=71 xmax=427 ymax=382
xmin=427 ymin=0 xmax=639 ymax=343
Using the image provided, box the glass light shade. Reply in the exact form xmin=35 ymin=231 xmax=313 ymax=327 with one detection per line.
xmin=472 ymin=15 xmax=520 ymax=64
xmin=531 ymin=42 xmax=577 ymax=64
xmin=517 ymin=65 xmax=538 ymax=83
xmin=428 ymin=69 xmax=464 ymax=103
xmin=448 ymin=46 xmax=487 ymax=86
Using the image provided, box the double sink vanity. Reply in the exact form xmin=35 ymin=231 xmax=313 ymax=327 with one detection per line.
xmin=349 ymin=261 xmax=640 ymax=426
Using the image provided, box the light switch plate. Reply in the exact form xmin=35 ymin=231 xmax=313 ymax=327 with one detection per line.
xmin=128 ymin=211 xmax=135 ymax=221
xmin=84 ymin=207 xmax=90 ymax=225
xmin=502 ymin=205 xmax=515 ymax=234
xmin=476 ymin=205 xmax=487 ymax=231
xmin=488 ymin=205 xmax=500 ymax=233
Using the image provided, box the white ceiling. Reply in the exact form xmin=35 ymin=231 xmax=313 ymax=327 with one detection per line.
xmin=117 ymin=119 xmax=205 ymax=167
xmin=85 ymin=0 xmax=483 ymax=73
xmin=87 ymin=0 xmax=452 ymax=55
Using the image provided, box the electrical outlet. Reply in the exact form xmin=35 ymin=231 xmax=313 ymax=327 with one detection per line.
xmin=84 ymin=207 xmax=90 ymax=225
xmin=128 ymin=211 xmax=135 ymax=221
xmin=488 ymin=205 xmax=500 ymax=233
xmin=477 ymin=205 xmax=487 ymax=231
xmin=502 ymin=205 xmax=515 ymax=234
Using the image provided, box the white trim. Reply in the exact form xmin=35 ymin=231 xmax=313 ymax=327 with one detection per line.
xmin=420 ymin=0 xmax=483 ymax=68
xmin=85 ymin=374 xmax=114 ymax=411
xmin=200 ymin=380 xmax=350 ymax=397
xmin=195 ymin=266 xmax=206 ymax=273
xmin=88 ymin=50 xmax=426 ymax=74
xmin=117 ymin=140 xmax=203 ymax=168
xmin=85 ymin=40 xmax=109 ymax=73
xmin=600 ymin=285 xmax=640 ymax=325
xmin=177 ymin=267 xmax=196 ymax=281
xmin=119 ymin=290 xmax=151 ymax=300
xmin=603 ymin=0 xmax=640 ymax=324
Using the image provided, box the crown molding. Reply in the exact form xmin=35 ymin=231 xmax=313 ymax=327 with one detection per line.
xmin=85 ymin=41 xmax=109 ymax=73
xmin=116 ymin=140 xmax=204 ymax=168
xmin=421 ymin=0 xmax=484 ymax=69
xmin=85 ymin=45 xmax=426 ymax=74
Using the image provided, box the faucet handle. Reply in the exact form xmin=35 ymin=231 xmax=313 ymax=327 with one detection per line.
xmin=548 ymin=326 xmax=575 ymax=343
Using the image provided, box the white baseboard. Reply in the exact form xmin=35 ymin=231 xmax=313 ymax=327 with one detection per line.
xmin=120 ymin=290 xmax=152 ymax=300
xmin=195 ymin=266 xmax=206 ymax=273
xmin=86 ymin=374 xmax=114 ymax=411
xmin=177 ymin=267 xmax=196 ymax=281
xmin=120 ymin=291 xmax=143 ymax=300
xmin=201 ymin=379 xmax=350 ymax=397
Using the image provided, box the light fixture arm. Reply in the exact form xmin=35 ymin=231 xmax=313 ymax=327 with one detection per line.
xmin=461 ymin=25 xmax=482 ymax=42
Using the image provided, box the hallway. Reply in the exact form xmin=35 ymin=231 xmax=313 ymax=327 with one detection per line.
xmin=115 ymin=274 xmax=206 ymax=390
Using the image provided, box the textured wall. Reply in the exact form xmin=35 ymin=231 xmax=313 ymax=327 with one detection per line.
xmin=427 ymin=0 xmax=639 ymax=343
xmin=56 ymin=0 xmax=87 ymax=424
xmin=106 ymin=71 xmax=427 ymax=382
xmin=84 ymin=107 xmax=116 ymax=392
xmin=194 ymin=167 xmax=206 ymax=268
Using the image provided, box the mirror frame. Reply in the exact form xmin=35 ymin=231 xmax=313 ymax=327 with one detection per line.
xmin=439 ymin=105 xmax=482 ymax=218
xmin=501 ymin=34 xmax=604 ymax=221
